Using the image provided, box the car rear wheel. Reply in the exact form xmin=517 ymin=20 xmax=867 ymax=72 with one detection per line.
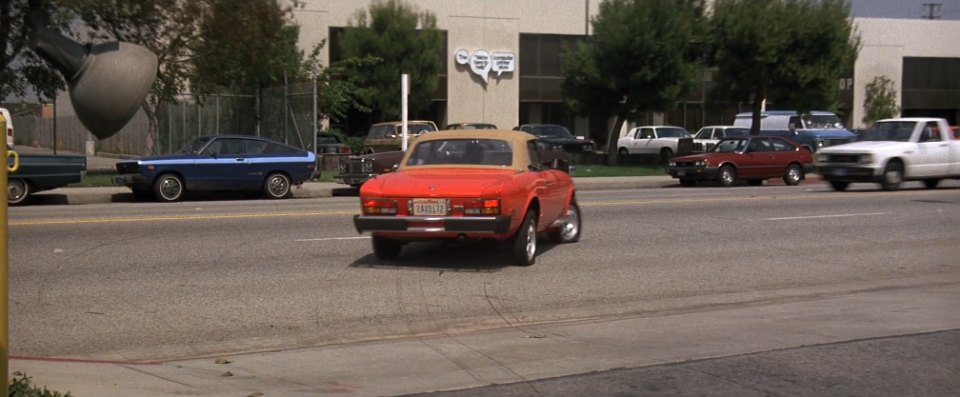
xmin=512 ymin=210 xmax=538 ymax=266
xmin=718 ymin=165 xmax=737 ymax=187
xmin=830 ymin=181 xmax=850 ymax=191
xmin=783 ymin=163 xmax=803 ymax=186
xmin=549 ymin=200 xmax=581 ymax=244
xmin=264 ymin=172 xmax=292 ymax=199
xmin=679 ymin=178 xmax=696 ymax=187
xmin=154 ymin=173 xmax=184 ymax=202
xmin=880 ymin=161 xmax=903 ymax=191
xmin=7 ymin=178 xmax=29 ymax=205
xmin=923 ymin=179 xmax=940 ymax=189
xmin=372 ymin=236 xmax=402 ymax=260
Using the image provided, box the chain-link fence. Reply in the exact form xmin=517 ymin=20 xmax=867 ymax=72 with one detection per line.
xmin=12 ymin=78 xmax=318 ymax=157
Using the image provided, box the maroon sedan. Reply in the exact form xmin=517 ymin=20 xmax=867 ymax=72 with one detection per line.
xmin=667 ymin=136 xmax=813 ymax=187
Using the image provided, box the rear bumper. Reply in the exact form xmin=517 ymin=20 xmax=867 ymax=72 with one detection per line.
xmin=335 ymin=173 xmax=377 ymax=186
xmin=818 ymin=165 xmax=878 ymax=182
xmin=354 ymin=215 xmax=512 ymax=235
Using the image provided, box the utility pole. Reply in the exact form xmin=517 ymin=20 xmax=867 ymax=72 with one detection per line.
xmin=922 ymin=3 xmax=942 ymax=19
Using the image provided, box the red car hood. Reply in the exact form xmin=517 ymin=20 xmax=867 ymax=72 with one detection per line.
xmin=367 ymin=169 xmax=518 ymax=197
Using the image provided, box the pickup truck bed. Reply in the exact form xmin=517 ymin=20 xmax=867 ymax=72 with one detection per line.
xmin=7 ymin=152 xmax=87 ymax=205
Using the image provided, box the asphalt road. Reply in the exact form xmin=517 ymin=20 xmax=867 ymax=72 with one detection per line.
xmin=7 ymin=182 xmax=960 ymax=395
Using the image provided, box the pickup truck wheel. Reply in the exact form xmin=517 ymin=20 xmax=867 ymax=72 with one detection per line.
xmin=617 ymin=148 xmax=629 ymax=165
xmin=264 ymin=172 xmax=292 ymax=199
xmin=718 ymin=165 xmax=737 ymax=187
xmin=7 ymin=179 xmax=29 ymax=205
xmin=830 ymin=181 xmax=850 ymax=191
xmin=512 ymin=210 xmax=538 ymax=266
xmin=372 ymin=236 xmax=402 ymax=260
xmin=783 ymin=164 xmax=803 ymax=186
xmin=154 ymin=174 xmax=185 ymax=202
xmin=880 ymin=161 xmax=903 ymax=191
xmin=923 ymin=179 xmax=940 ymax=189
xmin=549 ymin=200 xmax=581 ymax=244
xmin=679 ymin=178 xmax=696 ymax=187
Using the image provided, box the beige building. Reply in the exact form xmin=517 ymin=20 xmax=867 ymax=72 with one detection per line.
xmin=295 ymin=1 xmax=960 ymax=136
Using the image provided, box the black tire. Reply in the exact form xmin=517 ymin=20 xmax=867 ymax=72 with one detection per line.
xmin=7 ymin=178 xmax=30 ymax=205
xmin=154 ymin=173 xmax=185 ymax=202
xmin=659 ymin=148 xmax=674 ymax=164
xmin=923 ymin=179 xmax=940 ymax=189
xmin=512 ymin=210 xmax=538 ymax=266
xmin=372 ymin=236 xmax=402 ymax=260
xmin=718 ymin=165 xmax=737 ymax=187
xmin=880 ymin=161 xmax=903 ymax=191
xmin=783 ymin=163 xmax=803 ymax=186
xmin=548 ymin=200 xmax=581 ymax=244
xmin=679 ymin=178 xmax=696 ymax=187
xmin=830 ymin=181 xmax=850 ymax=191
xmin=747 ymin=179 xmax=764 ymax=186
xmin=618 ymin=148 xmax=629 ymax=165
xmin=264 ymin=172 xmax=292 ymax=199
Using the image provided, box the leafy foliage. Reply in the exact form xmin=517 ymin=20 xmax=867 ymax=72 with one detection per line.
xmin=0 ymin=0 xmax=69 ymax=102
xmin=8 ymin=372 xmax=71 ymax=397
xmin=315 ymin=51 xmax=381 ymax=123
xmin=337 ymin=0 xmax=443 ymax=121
xmin=709 ymin=0 xmax=860 ymax=133
xmin=561 ymin=0 xmax=706 ymax=164
xmin=192 ymin=0 xmax=306 ymax=94
xmin=862 ymin=75 xmax=899 ymax=125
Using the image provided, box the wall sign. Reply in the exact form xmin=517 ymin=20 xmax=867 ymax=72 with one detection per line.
xmin=456 ymin=48 xmax=515 ymax=84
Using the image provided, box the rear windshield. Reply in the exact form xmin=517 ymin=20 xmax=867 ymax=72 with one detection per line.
xmin=658 ymin=128 xmax=691 ymax=138
xmin=407 ymin=139 xmax=513 ymax=166
xmin=525 ymin=125 xmax=573 ymax=139
xmin=860 ymin=122 xmax=915 ymax=142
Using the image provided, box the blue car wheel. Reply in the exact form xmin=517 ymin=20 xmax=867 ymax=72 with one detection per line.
xmin=264 ymin=172 xmax=291 ymax=199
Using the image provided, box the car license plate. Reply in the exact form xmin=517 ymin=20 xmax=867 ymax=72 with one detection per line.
xmin=677 ymin=170 xmax=686 ymax=176
xmin=834 ymin=168 xmax=848 ymax=176
xmin=412 ymin=199 xmax=448 ymax=216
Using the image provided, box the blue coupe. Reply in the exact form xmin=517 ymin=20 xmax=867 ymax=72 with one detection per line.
xmin=115 ymin=135 xmax=317 ymax=202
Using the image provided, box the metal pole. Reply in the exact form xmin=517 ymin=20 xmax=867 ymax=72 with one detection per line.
xmin=52 ymin=95 xmax=58 ymax=155
xmin=284 ymin=72 xmax=289 ymax=144
xmin=402 ymin=73 xmax=409 ymax=151
xmin=168 ymin=104 xmax=173 ymax=154
xmin=216 ymin=95 xmax=220 ymax=135
xmin=312 ymin=65 xmax=318 ymax=153
xmin=1 ymin=113 xmax=9 ymax=397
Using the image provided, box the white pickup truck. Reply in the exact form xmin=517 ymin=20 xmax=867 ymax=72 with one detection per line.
xmin=617 ymin=125 xmax=692 ymax=160
xmin=816 ymin=117 xmax=960 ymax=191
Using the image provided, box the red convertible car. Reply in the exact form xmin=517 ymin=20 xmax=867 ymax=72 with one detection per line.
xmin=667 ymin=136 xmax=813 ymax=187
xmin=353 ymin=130 xmax=581 ymax=266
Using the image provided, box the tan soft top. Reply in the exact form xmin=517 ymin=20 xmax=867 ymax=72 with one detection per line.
xmin=401 ymin=129 xmax=537 ymax=171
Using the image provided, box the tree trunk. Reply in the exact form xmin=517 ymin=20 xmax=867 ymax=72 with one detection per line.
xmin=606 ymin=114 xmax=627 ymax=166
xmin=750 ymin=88 xmax=766 ymax=136
xmin=141 ymin=98 xmax=160 ymax=155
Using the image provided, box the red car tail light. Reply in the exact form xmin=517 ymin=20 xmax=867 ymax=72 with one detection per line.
xmin=340 ymin=146 xmax=352 ymax=154
xmin=362 ymin=198 xmax=398 ymax=215
xmin=464 ymin=198 xmax=500 ymax=215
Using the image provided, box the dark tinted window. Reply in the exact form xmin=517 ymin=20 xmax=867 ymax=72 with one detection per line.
xmin=723 ymin=128 xmax=750 ymax=137
xmin=203 ymin=138 xmax=244 ymax=155
xmin=525 ymin=125 xmax=573 ymax=139
xmin=658 ymin=128 xmax=691 ymax=138
xmin=771 ymin=138 xmax=795 ymax=152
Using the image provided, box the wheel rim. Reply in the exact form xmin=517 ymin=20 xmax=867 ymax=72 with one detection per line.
xmin=720 ymin=167 xmax=734 ymax=185
xmin=8 ymin=180 xmax=25 ymax=202
xmin=524 ymin=221 xmax=536 ymax=261
xmin=159 ymin=177 xmax=182 ymax=200
xmin=268 ymin=175 xmax=289 ymax=197
xmin=559 ymin=205 xmax=580 ymax=241
xmin=885 ymin=167 xmax=902 ymax=185
xmin=787 ymin=166 xmax=801 ymax=183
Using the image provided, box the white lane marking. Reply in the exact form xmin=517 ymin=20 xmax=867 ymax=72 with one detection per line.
xmin=758 ymin=212 xmax=889 ymax=221
xmin=295 ymin=236 xmax=371 ymax=242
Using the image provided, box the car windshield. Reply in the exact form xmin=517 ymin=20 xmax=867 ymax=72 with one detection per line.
xmin=406 ymin=138 xmax=513 ymax=166
xmin=178 ymin=137 xmax=212 ymax=154
xmin=859 ymin=122 xmax=915 ymax=142
xmin=407 ymin=123 xmax=437 ymax=135
xmin=658 ymin=128 xmax=691 ymax=138
xmin=527 ymin=125 xmax=573 ymax=139
xmin=803 ymin=114 xmax=844 ymax=129
xmin=712 ymin=139 xmax=748 ymax=153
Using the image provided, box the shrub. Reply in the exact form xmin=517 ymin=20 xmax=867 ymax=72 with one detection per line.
xmin=8 ymin=373 xmax=71 ymax=397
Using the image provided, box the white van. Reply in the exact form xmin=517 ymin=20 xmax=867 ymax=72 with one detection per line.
xmin=0 ymin=107 xmax=13 ymax=148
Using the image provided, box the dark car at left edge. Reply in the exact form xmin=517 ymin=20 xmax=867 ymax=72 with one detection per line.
xmin=514 ymin=124 xmax=596 ymax=159
xmin=115 ymin=135 xmax=317 ymax=202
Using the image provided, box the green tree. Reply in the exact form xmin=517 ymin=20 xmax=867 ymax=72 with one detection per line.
xmin=69 ymin=0 xmax=204 ymax=154
xmin=192 ymin=0 xmax=306 ymax=94
xmin=862 ymin=75 xmax=899 ymax=125
xmin=709 ymin=0 xmax=859 ymax=134
xmin=562 ymin=0 xmax=705 ymax=165
xmin=338 ymin=0 xmax=443 ymax=122
xmin=0 ymin=0 xmax=70 ymax=101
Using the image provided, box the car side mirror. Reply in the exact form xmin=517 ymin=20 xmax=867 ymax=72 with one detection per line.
xmin=391 ymin=163 xmax=399 ymax=172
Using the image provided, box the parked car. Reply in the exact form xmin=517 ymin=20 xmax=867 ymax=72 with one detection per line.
xmin=362 ymin=120 xmax=438 ymax=154
xmin=514 ymin=124 xmax=596 ymax=156
xmin=667 ymin=136 xmax=813 ymax=187
xmin=353 ymin=130 xmax=581 ymax=266
xmin=114 ymin=135 xmax=316 ymax=202
xmin=335 ymin=150 xmax=405 ymax=188
xmin=692 ymin=126 xmax=750 ymax=152
xmin=315 ymin=132 xmax=351 ymax=154
xmin=6 ymin=147 xmax=86 ymax=205
xmin=816 ymin=117 xmax=960 ymax=191
xmin=733 ymin=110 xmax=857 ymax=152
xmin=617 ymin=125 xmax=693 ymax=161
xmin=445 ymin=122 xmax=498 ymax=130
